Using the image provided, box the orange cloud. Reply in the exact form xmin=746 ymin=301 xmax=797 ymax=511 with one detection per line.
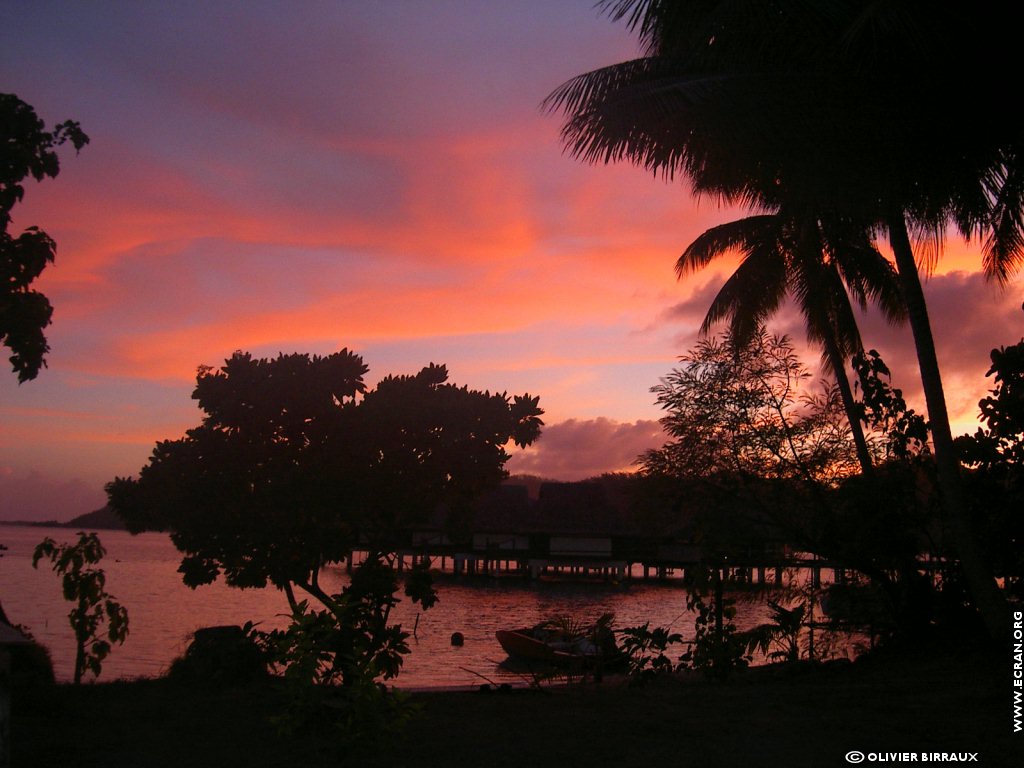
xmin=4 ymin=2 xmax=1020 ymax=524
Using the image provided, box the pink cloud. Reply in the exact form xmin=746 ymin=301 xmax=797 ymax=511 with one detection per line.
xmin=506 ymin=418 xmax=665 ymax=480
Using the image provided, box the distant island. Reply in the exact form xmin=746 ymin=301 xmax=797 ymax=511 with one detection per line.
xmin=0 ymin=506 xmax=126 ymax=530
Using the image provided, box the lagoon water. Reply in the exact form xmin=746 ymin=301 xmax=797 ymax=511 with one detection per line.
xmin=1 ymin=524 xmax=806 ymax=688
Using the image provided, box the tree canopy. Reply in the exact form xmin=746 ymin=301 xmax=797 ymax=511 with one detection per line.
xmin=1 ymin=93 xmax=88 ymax=382
xmin=107 ymin=350 xmax=543 ymax=596
xmin=957 ymin=328 xmax=1024 ymax=599
xmin=547 ymin=0 xmax=1021 ymax=641
xmin=547 ymin=2 xmax=1022 ymax=253
xmin=641 ymin=329 xmax=861 ymax=485
xmin=641 ymin=329 xmax=944 ymax=636
xmin=111 ymin=350 xmax=542 ymax=710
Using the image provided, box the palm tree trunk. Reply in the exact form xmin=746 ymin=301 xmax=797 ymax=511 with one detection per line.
xmin=821 ymin=329 xmax=874 ymax=475
xmin=887 ymin=212 xmax=1007 ymax=642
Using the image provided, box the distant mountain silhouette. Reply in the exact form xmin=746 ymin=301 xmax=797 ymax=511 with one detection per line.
xmin=2 ymin=505 xmax=127 ymax=530
xmin=65 ymin=506 xmax=126 ymax=530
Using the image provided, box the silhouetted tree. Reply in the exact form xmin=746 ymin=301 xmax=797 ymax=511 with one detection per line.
xmin=1 ymin=94 xmax=88 ymax=382
xmin=958 ymin=326 xmax=1024 ymax=599
xmin=640 ymin=328 xmax=869 ymax=571
xmin=642 ymin=329 xmax=861 ymax=486
xmin=678 ymin=210 xmax=904 ymax=474
xmin=644 ymin=332 xmax=942 ymax=638
xmin=546 ymin=1 xmax=1021 ymax=640
xmin=107 ymin=350 xmax=542 ymax=689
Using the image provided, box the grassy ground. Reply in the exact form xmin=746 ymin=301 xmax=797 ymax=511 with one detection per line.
xmin=13 ymin=650 xmax=1022 ymax=768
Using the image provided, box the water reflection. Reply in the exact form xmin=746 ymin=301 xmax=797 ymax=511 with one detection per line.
xmin=1 ymin=525 xmax=843 ymax=688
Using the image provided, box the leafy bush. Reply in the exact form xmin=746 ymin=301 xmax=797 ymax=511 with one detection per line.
xmin=261 ymin=557 xmax=436 ymax=744
xmin=743 ymin=600 xmax=806 ymax=663
xmin=169 ymin=623 xmax=270 ymax=686
xmin=680 ymin=586 xmax=751 ymax=678
xmin=619 ymin=622 xmax=685 ymax=684
xmin=32 ymin=533 xmax=128 ymax=684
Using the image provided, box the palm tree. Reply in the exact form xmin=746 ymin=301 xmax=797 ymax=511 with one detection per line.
xmin=678 ymin=207 xmax=905 ymax=475
xmin=545 ymin=1 xmax=1024 ymax=640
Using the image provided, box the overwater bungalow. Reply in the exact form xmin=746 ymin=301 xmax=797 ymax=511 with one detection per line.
xmin=365 ymin=475 xmax=802 ymax=583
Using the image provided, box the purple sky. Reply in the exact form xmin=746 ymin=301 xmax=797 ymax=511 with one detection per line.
xmin=2 ymin=2 xmax=1021 ymax=521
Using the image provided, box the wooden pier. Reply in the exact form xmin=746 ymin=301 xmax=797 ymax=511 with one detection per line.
xmin=342 ymin=479 xmax=948 ymax=585
xmin=347 ymin=544 xmax=862 ymax=586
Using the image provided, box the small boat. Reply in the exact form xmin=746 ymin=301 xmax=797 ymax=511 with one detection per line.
xmin=496 ymin=614 xmax=619 ymax=666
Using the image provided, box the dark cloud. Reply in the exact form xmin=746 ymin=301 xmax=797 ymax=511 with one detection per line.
xmin=857 ymin=270 xmax=1024 ymax=427
xmin=660 ymin=278 xmax=727 ymax=327
xmin=656 ymin=269 xmax=1024 ymax=430
xmin=654 ymin=277 xmax=807 ymax=350
xmin=506 ymin=417 xmax=665 ymax=480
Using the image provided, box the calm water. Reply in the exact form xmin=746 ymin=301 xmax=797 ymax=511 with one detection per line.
xmin=1 ymin=524 xmax=825 ymax=688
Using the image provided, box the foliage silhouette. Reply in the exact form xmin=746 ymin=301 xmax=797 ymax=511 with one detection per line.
xmin=32 ymin=532 xmax=128 ymax=684
xmin=108 ymin=349 xmax=541 ymax=730
xmin=957 ymin=325 xmax=1024 ymax=600
xmin=678 ymin=571 xmax=750 ymax=679
xmin=264 ymin=558 xmax=432 ymax=746
xmin=743 ymin=600 xmax=806 ymax=664
xmin=1 ymin=93 xmax=88 ymax=382
xmin=642 ymin=329 xmax=862 ymax=486
xmin=852 ymin=349 xmax=930 ymax=461
xmin=958 ymin=331 xmax=1024 ymax=471
xmin=678 ymin=210 xmax=904 ymax=475
xmin=618 ymin=621 xmax=685 ymax=684
xmin=546 ymin=1 xmax=1021 ymax=640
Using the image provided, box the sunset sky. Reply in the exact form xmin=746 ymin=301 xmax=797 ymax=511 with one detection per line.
xmin=2 ymin=2 xmax=1021 ymax=521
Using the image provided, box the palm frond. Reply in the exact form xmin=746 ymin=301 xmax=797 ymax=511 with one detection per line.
xmin=829 ymin=239 xmax=906 ymax=325
xmin=545 ymin=54 xmax=871 ymax=204
xmin=676 ymin=215 xmax=782 ymax=277
xmin=792 ymin=254 xmax=863 ymax=362
xmin=979 ymin=150 xmax=1024 ymax=285
xmin=701 ymin=247 xmax=789 ymax=345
